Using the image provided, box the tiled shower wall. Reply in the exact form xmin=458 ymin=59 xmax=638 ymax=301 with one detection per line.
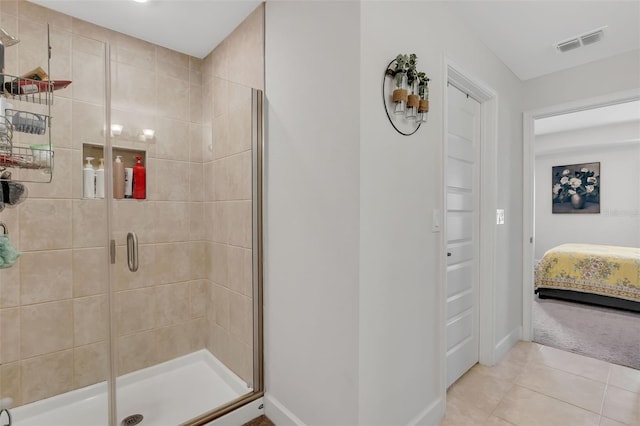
xmin=0 ymin=0 xmax=263 ymax=406
xmin=202 ymin=5 xmax=264 ymax=384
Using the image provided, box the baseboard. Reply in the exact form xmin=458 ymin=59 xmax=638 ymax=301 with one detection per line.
xmin=495 ymin=326 xmax=522 ymax=363
xmin=264 ymin=394 xmax=306 ymax=426
xmin=407 ymin=397 xmax=446 ymax=426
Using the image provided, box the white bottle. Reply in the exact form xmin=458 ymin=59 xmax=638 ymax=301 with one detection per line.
xmin=83 ymin=157 xmax=95 ymax=199
xmin=124 ymin=167 xmax=133 ymax=198
xmin=95 ymin=158 xmax=105 ymax=199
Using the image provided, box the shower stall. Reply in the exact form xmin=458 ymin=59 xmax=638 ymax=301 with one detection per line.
xmin=0 ymin=2 xmax=264 ymax=425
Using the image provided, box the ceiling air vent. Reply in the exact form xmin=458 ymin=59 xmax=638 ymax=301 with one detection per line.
xmin=580 ymin=29 xmax=604 ymax=46
xmin=555 ymin=26 xmax=607 ymax=53
xmin=556 ymin=38 xmax=581 ymax=53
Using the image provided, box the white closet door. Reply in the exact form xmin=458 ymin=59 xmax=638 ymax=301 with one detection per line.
xmin=446 ymin=84 xmax=481 ymax=388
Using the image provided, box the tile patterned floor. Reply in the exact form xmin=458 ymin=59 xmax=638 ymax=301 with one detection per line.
xmin=440 ymin=342 xmax=640 ymax=426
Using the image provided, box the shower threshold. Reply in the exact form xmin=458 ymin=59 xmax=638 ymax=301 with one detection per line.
xmin=11 ymin=350 xmax=251 ymax=426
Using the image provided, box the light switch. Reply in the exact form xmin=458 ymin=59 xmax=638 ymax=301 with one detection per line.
xmin=496 ymin=209 xmax=505 ymax=225
xmin=432 ymin=209 xmax=441 ymax=232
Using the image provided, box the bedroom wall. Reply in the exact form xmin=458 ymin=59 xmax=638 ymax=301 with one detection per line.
xmin=534 ymin=122 xmax=640 ymax=259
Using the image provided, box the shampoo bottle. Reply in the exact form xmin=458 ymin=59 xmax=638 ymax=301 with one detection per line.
xmin=95 ymin=158 xmax=105 ymax=199
xmin=124 ymin=167 xmax=133 ymax=198
xmin=113 ymin=155 xmax=125 ymax=199
xmin=132 ymin=156 xmax=146 ymax=199
xmin=83 ymin=157 xmax=95 ymax=199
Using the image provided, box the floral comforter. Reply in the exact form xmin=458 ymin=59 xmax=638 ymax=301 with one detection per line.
xmin=535 ymin=244 xmax=640 ymax=302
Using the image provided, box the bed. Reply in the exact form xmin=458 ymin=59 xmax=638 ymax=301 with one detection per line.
xmin=534 ymin=243 xmax=640 ymax=312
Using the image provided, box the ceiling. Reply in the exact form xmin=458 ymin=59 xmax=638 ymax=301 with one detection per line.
xmin=448 ymin=1 xmax=640 ymax=81
xmin=30 ymin=0 xmax=262 ymax=59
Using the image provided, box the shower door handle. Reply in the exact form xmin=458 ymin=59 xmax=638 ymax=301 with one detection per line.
xmin=126 ymin=232 xmax=139 ymax=272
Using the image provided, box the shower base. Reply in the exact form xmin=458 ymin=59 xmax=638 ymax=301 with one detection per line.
xmin=11 ymin=349 xmax=253 ymax=426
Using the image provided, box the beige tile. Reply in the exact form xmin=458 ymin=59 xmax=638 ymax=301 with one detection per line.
xmin=212 ymin=77 xmax=229 ymax=118
xmin=187 ymin=317 xmax=208 ymax=351
xmin=152 ymin=202 xmax=190 ymax=243
xmin=71 ymin=18 xmax=115 ymax=46
xmin=0 ymin=361 xmax=22 ymax=407
xmin=74 ymin=342 xmax=108 ymax=389
xmin=0 ymin=261 xmax=20 ymax=308
xmin=209 ymin=324 xmax=229 ymax=367
xmin=72 ymin=50 xmax=105 ymax=104
xmin=228 ymin=81 xmax=253 ymax=115
xmin=20 ymin=250 xmax=72 ymax=305
xmin=212 ymin=114 xmax=231 ymax=160
xmin=190 ymin=84 xmax=203 ymax=124
xmin=155 ymin=283 xmax=190 ymax=328
xmin=212 ymin=159 xmax=230 ymax=201
xmin=155 ymin=118 xmax=190 ymax=161
xmin=18 ymin=1 xmax=48 ymax=23
xmin=72 ymin=247 xmax=108 ymax=297
xmin=111 ymin=198 xmax=154 ymax=245
xmin=72 ymin=199 xmax=108 ymax=247
xmin=22 ymin=148 xmax=72 ymax=199
xmin=531 ymin=345 xmax=611 ymax=383
xmin=51 ymin=96 xmax=73 ymax=149
xmin=189 ymin=241 xmax=206 ymax=280
xmin=17 ymin=19 xmax=48 ymax=75
xmin=228 ymin=335 xmax=252 ymax=386
xmin=115 ymin=288 xmax=155 ymax=335
xmin=211 ymin=202 xmax=231 ymax=244
xmin=493 ymin=385 xmax=600 ymax=426
xmin=190 ymin=57 xmax=203 ymax=84
xmin=50 ymin=27 xmax=72 ymax=84
xmin=202 ymin=124 xmax=213 ymax=163
xmin=19 ymin=199 xmax=72 ymax=251
xmin=227 ymin=246 xmax=252 ymax=297
xmin=602 ymin=385 xmax=640 ymax=425
xmin=226 ymin=5 xmax=264 ymax=90
xmin=21 ymin=350 xmax=73 ymax=404
xmin=203 ymin=161 xmax=216 ymax=202
xmin=153 ymin=160 xmax=191 ymax=202
xmin=208 ymin=243 xmax=228 ymax=286
xmin=153 ymin=243 xmax=191 ymax=284
xmin=157 ymin=76 xmax=189 ymax=121
xmin=448 ymin=366 xmax=514 ymax=419
xmin=202 ymin=78 xmax=213 ymax=125
xmin=208 ymin=40 xmax=228 ymax=80
xmin=599 ymin=417 xmax=628 ymax=426
xmin=156 ymin=46 xmax=189 ymax=80
xmin=115 ymin=32 xmax=155 ymax=70
xmin=228 ymin=201 xmax=252 ymax=248
xmin=0 ymin=308 xmax=20 ymax=363
xmin=609 ymin=364 xmax=640 ymax=394
xmin=111 ymin=61 xmax=155 ymax=113
xmin=114 ymin=243 xmax=154 ymax=291
xmin=190 ymin=280 xmax=210 ymax=319
xmin=229 ymin=291 xmax=248 ymax=342
xmin=190 ymin=164 xmax=204 ymax=202
xmin=117 ymin=330 xmax=157 ymax=375
xmin=228 ymin=100 xmax=252 ymax=156
xmin=72 ymin=101 xmax=105 ymax=148
xmin=213 ymin=284 xmax=230 ymax=330
xmin=190 ymin=202 xmax=205 ymax=241
xmin=227 ymin=151 xmax=252 ymax=201
xmin=483 ymin=416 xmax=516 ymax=426
xmin=155 ymin=323 xmax=191 ymax=364
xmin=74 ymin=295 xmax=108 ymax=346
xmin=21 ymin=301 xmax=73 ymax=358
xmin=515 ymin=363 xmax=606 ymax=413
xmin=48 ymin=8 xmax=73 ymax=32
xmin=440 ymin=394 xmax=492 ymax=426
xmin=189 ymin=123 xmax=204 ymax=163
xmin=72 ymin=33 xmax=106 ymax=57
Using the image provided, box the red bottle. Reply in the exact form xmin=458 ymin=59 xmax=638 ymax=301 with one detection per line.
xmin=132 ymin=156 xmax=146 ymax=199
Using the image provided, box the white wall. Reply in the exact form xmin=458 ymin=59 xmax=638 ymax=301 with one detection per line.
xmin=265 ymin=1 xmax=523 ymax=425
xmin=534 ymin=123 xmax=640 ymax=259
xmin=264 ymin=1 xmax=361 ymax=424
xmin=359 ymin=2 xmax=523 ymax=425
xmin=523 ymin=50 xmax=640 ymax=112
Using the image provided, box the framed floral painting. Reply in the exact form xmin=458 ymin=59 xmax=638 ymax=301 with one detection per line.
xmin=552 ymin=162 xmax=600 ymax=214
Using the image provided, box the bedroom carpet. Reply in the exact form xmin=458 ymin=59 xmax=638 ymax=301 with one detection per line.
xmin=533 ymin=295 xmax=640 ymax=369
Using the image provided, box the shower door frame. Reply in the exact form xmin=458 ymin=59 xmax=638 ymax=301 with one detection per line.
xmin=102 ymin=37 xmax=265 ymax=421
